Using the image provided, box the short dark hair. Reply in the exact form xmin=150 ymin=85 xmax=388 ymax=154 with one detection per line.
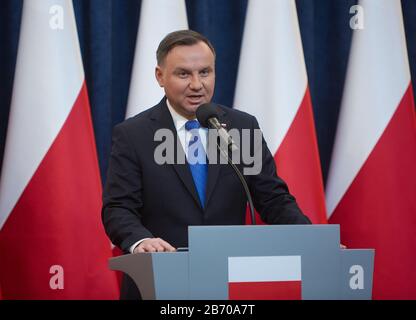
xmin=156 ymin=30 xmax=216 ymax=66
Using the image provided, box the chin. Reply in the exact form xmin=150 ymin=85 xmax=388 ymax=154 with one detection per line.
xmin=185 ymin=104 xmax=200 ymax=114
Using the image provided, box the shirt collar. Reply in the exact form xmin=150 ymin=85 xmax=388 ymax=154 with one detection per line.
xmin=166 ymin=99 xmax=199 ymax=132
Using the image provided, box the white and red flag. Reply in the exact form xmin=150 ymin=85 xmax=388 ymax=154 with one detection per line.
xmin=0 ymin=0 xmax=118 ymax=299
xmin=228 ymin=256 xmax=302 ymax=300
xmin=326 ymin=0 xmax=416 ymax=299
xmin=125 ymin=0 xmax=188 ymax=118
xmin=234 ymin=0 xmax=327 ymax=224
xmin=112 ymin=0 xmax=188 ymax=282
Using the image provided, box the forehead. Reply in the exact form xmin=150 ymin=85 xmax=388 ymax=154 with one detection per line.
xmin=164 ymin=42 xmax=215 ymax=68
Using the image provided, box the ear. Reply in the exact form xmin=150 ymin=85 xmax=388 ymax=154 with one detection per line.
xmin=155 ymin=66 xmax=164 ymax=87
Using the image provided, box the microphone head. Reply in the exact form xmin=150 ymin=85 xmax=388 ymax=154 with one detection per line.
xmin=196 ymin=103 xmax=219 ymax=128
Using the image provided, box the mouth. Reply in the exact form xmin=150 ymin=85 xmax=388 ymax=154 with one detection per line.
xmin=186 ymin=95 xmax=205 ymax=105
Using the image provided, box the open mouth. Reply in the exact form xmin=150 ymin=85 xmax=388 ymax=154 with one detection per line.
xmin=186 ymin=95 xmax=204 ymax=104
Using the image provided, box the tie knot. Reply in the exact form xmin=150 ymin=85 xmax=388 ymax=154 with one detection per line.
xmin=185 ymin=120 xmax=200 ymax=131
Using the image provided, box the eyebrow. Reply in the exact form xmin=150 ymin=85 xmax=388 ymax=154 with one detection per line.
xmin=173 ymin=68 xmax=190 ymax=73
xmin=173 ymin=66 xmax=213 ymax=73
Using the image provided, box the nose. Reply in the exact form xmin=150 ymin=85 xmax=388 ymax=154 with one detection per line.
xmin=189 ymin=75 xmax=203 ymax=91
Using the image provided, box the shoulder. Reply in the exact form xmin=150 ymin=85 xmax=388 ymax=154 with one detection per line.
xmin=216 ymin=104 xmax=258 ymax=128
xmin=116 ymin=106 xmax=155 ymax=129
xmin=113 ymin=100 xmax=165 ymax=135
xmin=217 ymin=104 xmax=254 ymax=119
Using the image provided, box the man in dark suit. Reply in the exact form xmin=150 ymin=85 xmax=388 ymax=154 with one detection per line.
xmin=102 ymin=30 xmax=311 ymax=299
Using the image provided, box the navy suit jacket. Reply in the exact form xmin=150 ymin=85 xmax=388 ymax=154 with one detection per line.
xmin=102 ymin=98 xmax=311 ymax=255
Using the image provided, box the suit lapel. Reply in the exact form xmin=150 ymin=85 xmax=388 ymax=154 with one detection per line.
xmin=149 ymin=98 xmax=202 ymax=209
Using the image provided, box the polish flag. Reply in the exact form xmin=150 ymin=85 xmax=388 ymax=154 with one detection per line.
xmin=234 ymin=0 xmax=327 ymax=224
xmin=125 ymin=0 xmax=188 ymax=118
xmin=228 ymin=256 xmax=302 ymax=300
xmin=326 ymin=0 xmax=416 ymax=299
xmin=0 ymin=0 xmax=118 ymax=299
xmin=115 ymin=0 xmax=188 ymax=284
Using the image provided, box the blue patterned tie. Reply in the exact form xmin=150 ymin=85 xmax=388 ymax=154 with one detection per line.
xmin=185 ymin=120 xmax=207 ymax=208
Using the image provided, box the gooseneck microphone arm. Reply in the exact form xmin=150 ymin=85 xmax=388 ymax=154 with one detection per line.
xmin=196 ymin=103 xmax=256 ymax=225
xmin=216 ymin=144 xmax=256 ymax=225
xmin=207 ymin=118 xmax=238 ymax=152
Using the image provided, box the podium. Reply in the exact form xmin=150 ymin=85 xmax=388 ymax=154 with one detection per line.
xmin=109 ymin=225 xmax=374 ymax=300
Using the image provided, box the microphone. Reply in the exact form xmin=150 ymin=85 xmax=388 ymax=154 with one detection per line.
xmin=196 ymin=103 xmax=256 ymax=225
xmin=196 ymin=103 xmax=238 ymax=152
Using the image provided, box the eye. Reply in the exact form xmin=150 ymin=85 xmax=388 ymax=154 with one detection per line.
xmin=200 ymin=69 xmax=210 ymax=77
xmin=176 ymin=71 xmax=188 ymax=78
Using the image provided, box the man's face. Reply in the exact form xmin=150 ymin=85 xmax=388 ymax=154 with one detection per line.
xmin=155 ymin=41 xmax=215 ymax=119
